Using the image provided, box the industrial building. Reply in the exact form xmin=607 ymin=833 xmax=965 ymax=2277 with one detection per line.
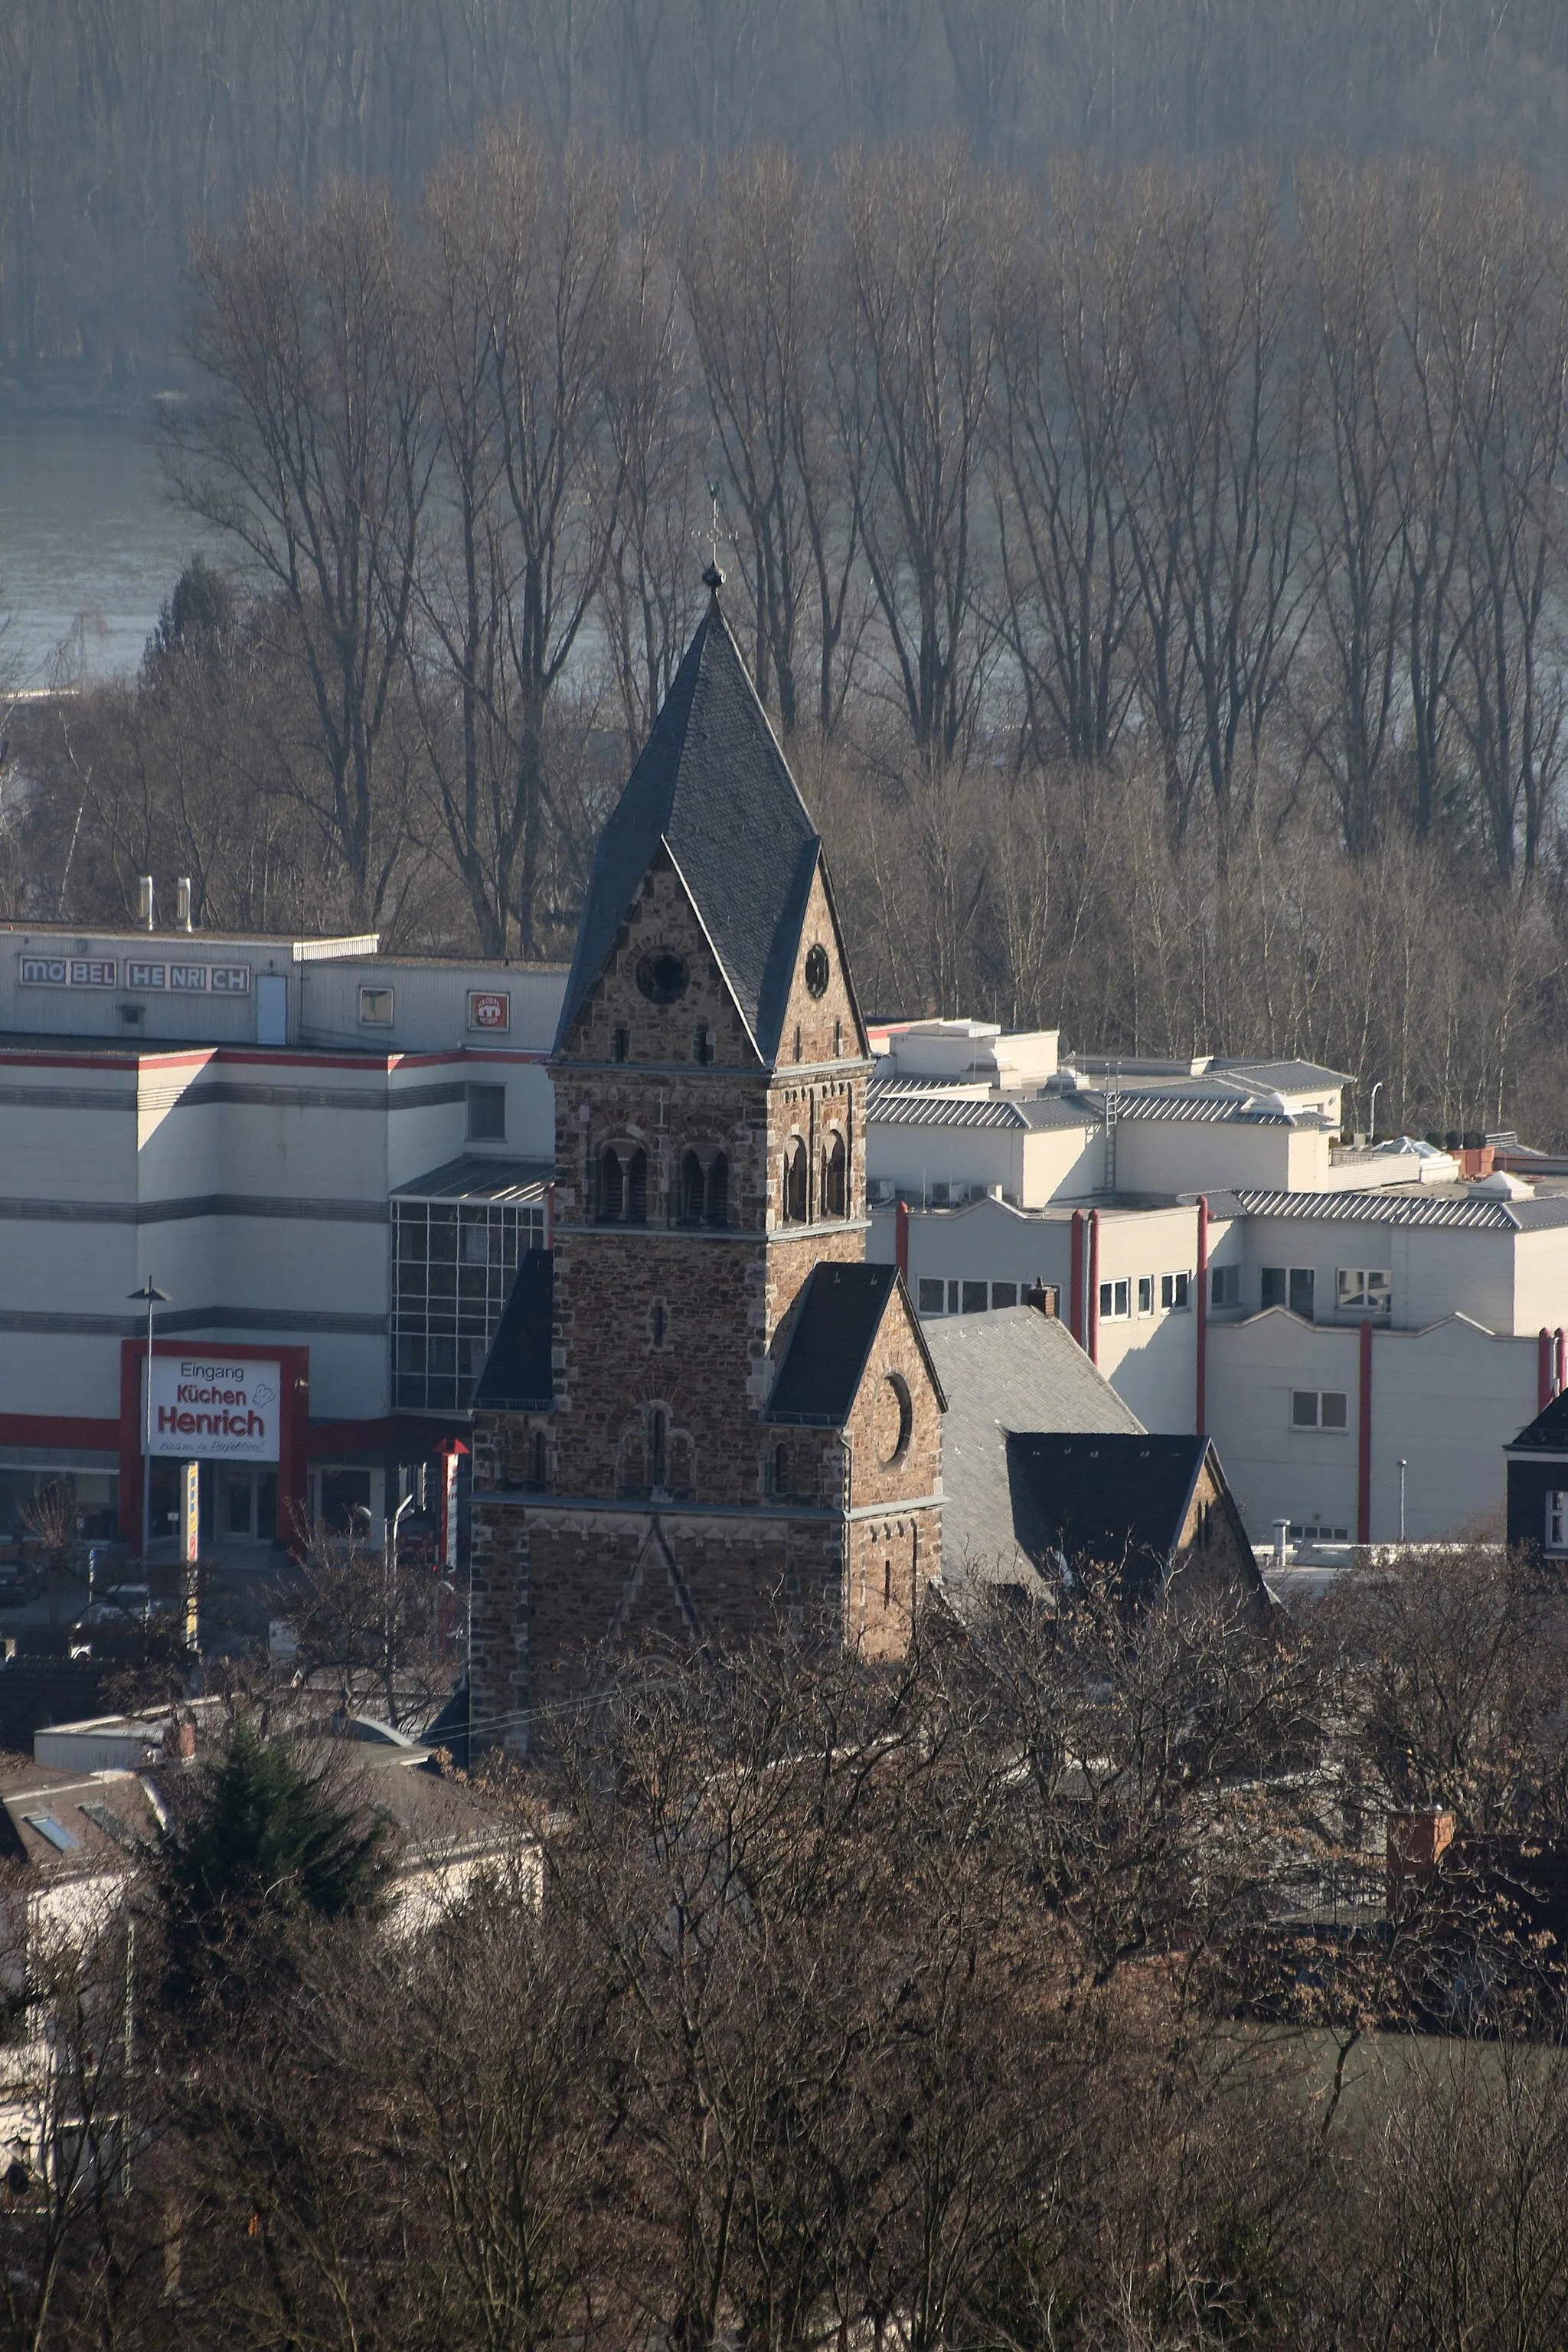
xmin=0 ymin=918 xmax=564 ymax=1553
xmin=867 ymin=1019 xmax=1568 ymax=1547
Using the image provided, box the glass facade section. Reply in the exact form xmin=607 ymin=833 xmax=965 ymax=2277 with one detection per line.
xmin=391 ymin=1197 xmax=544 ymax=1411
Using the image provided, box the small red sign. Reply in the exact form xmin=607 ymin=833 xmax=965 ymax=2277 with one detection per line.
xmin=468 ymin=991 xmax=510 ymax=1031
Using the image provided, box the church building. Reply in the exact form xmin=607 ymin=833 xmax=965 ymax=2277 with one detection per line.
xmin=467 ymin=579 xmax=945 ymax=1754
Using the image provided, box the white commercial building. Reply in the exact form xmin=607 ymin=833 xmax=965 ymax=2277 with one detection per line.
xmin=0 ymin=918 xmax=565 ymax=1551
xmin=865 ymin=1019 xmax=1568 ymax=1545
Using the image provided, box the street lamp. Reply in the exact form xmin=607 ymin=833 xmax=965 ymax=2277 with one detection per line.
xmin=1368 ymin=1080 xmax=1383 ymax=1143
xmin=128 ymin=1282 xmax=170 ymax=1565
xmin=1398 ymin=1457 xmax=1408 ymax=1544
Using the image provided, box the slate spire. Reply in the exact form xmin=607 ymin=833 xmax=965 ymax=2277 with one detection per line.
xmin=555 ymin=593 xmax=822 ymax=1064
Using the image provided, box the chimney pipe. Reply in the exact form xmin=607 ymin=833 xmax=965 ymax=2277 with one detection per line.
xmin=176 ymin=877 xmax=193 ymax=932
xmin=137 ymin=875 xmax=155 ymax=932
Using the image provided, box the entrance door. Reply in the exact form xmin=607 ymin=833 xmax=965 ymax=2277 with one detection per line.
xmin=256 ymin=974 xmax=287 ymax=1046
xmin=221 ymin=1467 xmax=279 ymax=1541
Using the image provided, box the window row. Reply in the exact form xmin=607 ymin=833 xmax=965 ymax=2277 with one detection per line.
xmin=593 ymin=1145 xmax=730 ymax=1227
xmin=1251 ymin=1266 xmax=1393 ymax=1319
xmin=917 ymin=1279 xmax=1021 ymax=1316
xmin=1099 ymin=1272 xmax=1191 ymax=1320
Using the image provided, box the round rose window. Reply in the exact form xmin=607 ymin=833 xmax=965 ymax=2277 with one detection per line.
xmin=635 ymin=949 xmax=690 ymax=1004
xmin=804 ymin=942 xmax=830 ymax=998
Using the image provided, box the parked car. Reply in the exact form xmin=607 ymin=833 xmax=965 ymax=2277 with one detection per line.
xmin=0 ymin=1568 xmax=27 ymax=1607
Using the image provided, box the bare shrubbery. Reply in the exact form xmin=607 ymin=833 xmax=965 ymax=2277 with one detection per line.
xmin=5 ymin=1559 xmax=1568 ymax=2344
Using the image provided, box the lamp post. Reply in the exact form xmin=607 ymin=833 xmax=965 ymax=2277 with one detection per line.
xmin=1398 ymin=1457 xmax=1408 ymax=1544
xmin=128 ymin=1282 xmax=169 ymax=1565
xmin=1368 ymin=1080 xmax=1383 ymax=1143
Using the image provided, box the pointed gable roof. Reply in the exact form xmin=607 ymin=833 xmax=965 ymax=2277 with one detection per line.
xmin=763 ymin=1262 xmax=946 ymax=1428
xmin=556 ymin=593 xmax=822 ymax=1062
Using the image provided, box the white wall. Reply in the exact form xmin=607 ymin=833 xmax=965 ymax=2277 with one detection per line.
xmin=1206 ymin=1309 xmax=1536 ymax=1541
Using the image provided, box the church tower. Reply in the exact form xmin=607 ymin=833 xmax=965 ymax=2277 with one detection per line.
xmin=467 ymin=579 xmax=944 ymax=1755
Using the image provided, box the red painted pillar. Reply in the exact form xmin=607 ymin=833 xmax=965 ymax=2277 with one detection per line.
xmin=1087 ymin=1208 xmax=1101 ymax=1366
xmin=1541 ymin=1328 xmax=1554 ymax=1412
xmin=1070 ymin=1209 xmax=1085 ymax=1349
xmin=895 ymin=1197 xmax=910 ymax=1282
xmin=1357 ymin=1318 xmax=1374 ymax=1546
xmin=1195 ymin=1194 xmax=1210 ymax=1436
xmin=1557 ymin=1328 xmax=1566 ymax=1397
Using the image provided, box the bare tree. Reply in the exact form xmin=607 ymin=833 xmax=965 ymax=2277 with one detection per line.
xmin=683 ymin=149 xmax=861 ymax=736
xmin=836 ymin=141 xmax=1005 ymax=767
xmin=1120 ymin=167 xmax=1315 ymax=866
xmin=171 ymin=180 xmax=430 ymax=930
xmin=991 ymin=157 xmax=1138 ymax=767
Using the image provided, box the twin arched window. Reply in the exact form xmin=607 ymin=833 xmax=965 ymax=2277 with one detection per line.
xmin=679 ymin=1149 xmax=729 ymax=1227
xmin=599 ymin=1144 xmax=648 ymax=1224
xmin=782 ymin=1131 xmax=847 ymax=1224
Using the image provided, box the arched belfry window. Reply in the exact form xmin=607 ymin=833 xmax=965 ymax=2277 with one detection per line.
xmin=648 ymin=1406 xmax=669 ymax=1494
xmin=822 ymin=1132 xmax=848 ymax=1220
xmin=706 ymin=1152 xmax=728 ymax=1227
xmin=681 ymin=1151 xmax=705 ymax=1226
xmin=627 ymin=1148 xmax=648 ymax=1224
xmin=599 ymin=1146 xmax=623 ymax=1223
xmin=783 ymin=1138 xmax=808 ymax=1224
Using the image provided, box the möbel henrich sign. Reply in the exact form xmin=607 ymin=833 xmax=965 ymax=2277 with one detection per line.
xmin=149 ymin=1356 xmax=281 ymax=1461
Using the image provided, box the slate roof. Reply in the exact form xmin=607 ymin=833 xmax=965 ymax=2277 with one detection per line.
xmin=763 ymin=1262 xmax=945 ymax=1427
xmin=472 ymin=1249 xmax=554 ymax=1410
xmin=1005 ymin=1432 xmax=1214 ymax=1589
xmin=556 ymin=593 xmax=827 ymax=1063
xmin=922 ymin=1308 xmax=1142 ymax=1577
xmin=1506 ymin=1392 xmax=1568 ymax=1453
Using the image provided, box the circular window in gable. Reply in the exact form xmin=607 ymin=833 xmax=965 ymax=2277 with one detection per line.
xmin=635 ymin=948 xmax=690 ymax=1004
xmin=875 ymin=1371 xmax=914 ymax=1468
xmin=804 ymin=942 xmax=831 ymax=998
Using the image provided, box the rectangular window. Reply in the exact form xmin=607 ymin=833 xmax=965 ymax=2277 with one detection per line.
xmin=917 ymin=1278 xmax=945 ymax=1315
xmin=1210 ymin=1264 xmax=1240 ymax=1308
xmin=358 ymin=985 xmax=394 ymax=1026
xmin=1161 ymin=1272 xmax=1191 ymax=1311
xmin=947 ymin=1281 xmax=959 ymax=1314
xmin=467 ymin=1083 xmax=506 ymax=1141
xmin=1549 ymin=1492 xmax=1568 ymax=1552
xmin=1289 ymin=1267 xmax=1316 ymax=1319
xmin=1337 ymin=1268 xmax=1392 ymax=1318
xmin=961 ymin=1280 xmax=988 ymax=1314
xmin=1099 ymin=1279 xmax=1130 ymax=1319
xmin=1292 ymin=1389 xmax=1349 ymax=1431
xmin=991 ymin=1282 xmax=1018 ymax=1308
xmin=1138 ymin=1275 xmax=1153 ymax=1315
xmin=1261 ymin=1266 xmax=1285 ymax=1310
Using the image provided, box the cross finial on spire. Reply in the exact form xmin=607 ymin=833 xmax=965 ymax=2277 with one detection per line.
xmin=700 ymin=478 xmax=726 ymax=596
